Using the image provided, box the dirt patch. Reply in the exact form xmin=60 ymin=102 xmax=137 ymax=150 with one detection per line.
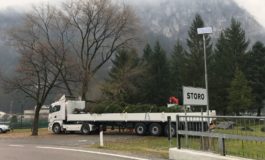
xmin=0 ymin=128 xmax=52 ymax=139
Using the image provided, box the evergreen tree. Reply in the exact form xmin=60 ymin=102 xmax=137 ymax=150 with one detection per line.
xmin=143 ymin=41 xmax=171 ymax=105
xmin=212 ymin=18 xmax=249 ymax=114
xmin=102 ymin=49 xmax=141 ymax=103
xmin=211 ymin=32 xmax=231 ymax=114
xmin=136 ymin=43 xmax=154 ymax=103
xmin=170 ymin=40 xmax=186 ymax=99
xmin=142 ymin=43 xmax=153 ymax=62
xmin=224 ymin=18 xmax=249 ymax=70
xmin=228 ymin=68 xmax=253 ymax=115
xmin=246 ymin=42 xmax=265 ymax=116
xmin=185 ymin=14 xmax=212 ymax=87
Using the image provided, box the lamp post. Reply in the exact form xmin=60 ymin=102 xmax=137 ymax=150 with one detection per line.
xmin=197 ymin=27 xmax=212 ymax=118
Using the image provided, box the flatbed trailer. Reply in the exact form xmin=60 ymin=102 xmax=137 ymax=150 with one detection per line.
xmin=48 ymin=95 xmax=215 ymax=136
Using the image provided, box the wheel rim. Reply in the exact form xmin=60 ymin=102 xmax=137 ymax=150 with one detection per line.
xmin=53 ymin=125 xmax=60 ymax=133
xmin=137 ymin=126 xmax=144 ymax=134
xmin=170 ymin=127 xmax=175 ymax=136
xmin=171 ymin=128 xmax=174 ymax=134
xmin=81 ymin=124 xmax=90 ymax=134
xmin=83 ymin=127 xmax=89 ymax=133
xmin=152 ymin=126 xmax=159 ymax=135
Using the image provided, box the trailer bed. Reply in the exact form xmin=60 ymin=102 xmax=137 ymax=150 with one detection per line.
xmin=67 ymin=112 xmax=215 ymax=122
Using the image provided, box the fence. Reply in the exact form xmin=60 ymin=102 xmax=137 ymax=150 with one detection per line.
xmin=0 ymin=114 xmax=48 ymax=129
xmin=174 ymin=115 xmax=265 ymax=160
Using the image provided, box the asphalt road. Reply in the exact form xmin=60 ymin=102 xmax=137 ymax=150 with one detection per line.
xmin=0 ymin=133 xmax=162 ymax=160
xmin=0 ymin=143 xmax=147 ymax=160
xmin=0 ymin=133 xmax=140 ymax=147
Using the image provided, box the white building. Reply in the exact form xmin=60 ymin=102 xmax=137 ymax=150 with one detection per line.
xmin=23 ymin=106 xmax=49 ymax=120
xmin=0 ymin=111 xmax=6 ymax=119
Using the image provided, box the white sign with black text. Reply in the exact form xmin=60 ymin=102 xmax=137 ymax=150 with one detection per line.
xmin=183 ymin=86 xmax=208 ymax=106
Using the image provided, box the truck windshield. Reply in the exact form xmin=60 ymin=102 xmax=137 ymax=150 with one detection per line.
xmin=49 ymin=105 xmax=61 ymax=113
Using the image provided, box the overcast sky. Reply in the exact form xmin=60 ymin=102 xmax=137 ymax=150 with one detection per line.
xmin=234 ymin=0 xmax=265 ymax=27
xmin=1 ymin=0 xmax=265 ymax=28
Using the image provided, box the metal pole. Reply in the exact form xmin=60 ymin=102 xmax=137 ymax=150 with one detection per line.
xmin=184 ymin=106 xmax=188 ymax=147
xmin=100 ymin=125 xmax=104 ymax=147
xmin=167 ymin=116 xmax=172 ymax=148
xmin=218 ymin=137 xmax=225 ymax=156
xmin=20 ymin=102 xmax=24 ymax=129
xmin=176 ymin=115 xmax=181 ymax=149
xmin=201 ymin=108 xmax=205 ymax=150
xmin=203 ymin=34 xmax=211 ymax=151
xmin=203 ymin=34 xmax=210 ymax=121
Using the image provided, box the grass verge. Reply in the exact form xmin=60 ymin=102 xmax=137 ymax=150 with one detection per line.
xmin=91 ymin=136 xmax=174 ymax=159
xmin=0 ymin=128 xmax=50 ymax=138
xmin=91 ymin=133 xmax=265 ymax=160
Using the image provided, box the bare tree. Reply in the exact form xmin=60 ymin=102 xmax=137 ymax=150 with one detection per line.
xmin=2 ymin=0 xmax=140 ymax=135
xmin=63 ymin=0 xmax=140 ymax=100
xmin=4 ymin=4 xmax=73 ymax=135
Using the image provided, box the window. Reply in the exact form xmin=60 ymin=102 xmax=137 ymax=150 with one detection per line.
xmin=49 ymin=105 xmax=61 ymax=113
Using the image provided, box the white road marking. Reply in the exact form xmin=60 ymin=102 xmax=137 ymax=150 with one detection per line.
xmin=78 ymin=140 xmax=87 ymax=142
xmin=36 ymin=146 xmax=149 ymax=160
xmin=8 ymin=144 xmax=24 ymax=147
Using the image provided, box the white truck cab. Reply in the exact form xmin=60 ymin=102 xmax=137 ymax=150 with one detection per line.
xmin=48 ymin=95 xmax=90 ymax=134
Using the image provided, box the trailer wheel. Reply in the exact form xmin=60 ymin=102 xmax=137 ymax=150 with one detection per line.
xmin=135 ymin=123 xmax=146 ymax=135
xmin=52 ymin=123 xmax=61 ymax=134
xmin=164 ymin=124 xmax=176 ymax=137
xmin=149 ymin=123 xmax=162 ymax=136
xmin=81 ymin=124 xmax=90 ymax=135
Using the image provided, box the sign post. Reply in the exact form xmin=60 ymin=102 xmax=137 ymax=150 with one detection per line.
xmin=183 ymin=86 xmax=208 ymax=106
xmin=183 ymin=86 xmax=210 ymax=149
xmin=197 ymin=27 xmax=212 ymax=118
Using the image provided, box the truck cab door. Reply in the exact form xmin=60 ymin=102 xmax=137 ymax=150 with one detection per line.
xmin=49 ymin=105 xmax=64 ymax=122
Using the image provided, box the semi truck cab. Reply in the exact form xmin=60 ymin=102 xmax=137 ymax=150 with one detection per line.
xmin=48 ymin=95 xmax=89 ymax=134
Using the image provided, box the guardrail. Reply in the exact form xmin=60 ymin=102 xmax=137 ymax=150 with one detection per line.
xmin=174 ymin=115 xmax=265 ymax=159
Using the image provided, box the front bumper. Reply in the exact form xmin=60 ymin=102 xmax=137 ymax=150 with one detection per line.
xmin=48 ymin=123 xmax=53 ymax=132
xmin=0 ymin=128 xmax=10 ymax=132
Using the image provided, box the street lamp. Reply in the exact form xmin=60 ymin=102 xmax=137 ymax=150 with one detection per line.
xmin=197 ymin=27 xmax=212 ymax=118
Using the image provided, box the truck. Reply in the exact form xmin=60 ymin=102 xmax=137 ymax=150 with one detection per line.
xmin=48 ymin=95 xmax=216 ymax=136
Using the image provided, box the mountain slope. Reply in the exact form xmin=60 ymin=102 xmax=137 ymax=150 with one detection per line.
xmin=130 ymin=0 xmax=265 ymax=50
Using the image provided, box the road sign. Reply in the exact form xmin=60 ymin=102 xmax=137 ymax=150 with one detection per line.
xmin=183 ymin=86 xmax=208 ymax=106
xmin=197 ymin=27 xmax=213 ymax=34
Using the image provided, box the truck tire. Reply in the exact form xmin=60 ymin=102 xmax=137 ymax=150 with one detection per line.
xmin=164 ymin=124 xmax=176 ymax=137
xmin=81 ymin=124 xmax=90 ymax=135
xmin=0 ymin=129 xmax=3 ymax=133
xmin=149 ymin=123 xmax=162 ymax=136
xmin=135 ymin=123 xmax=147 ymax=135
xmin=52 ymin=123 xmax=61 ymax=134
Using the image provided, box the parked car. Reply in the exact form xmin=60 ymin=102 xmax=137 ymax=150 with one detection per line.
xmin=0 ymin=124 xmax=10 ymax=133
